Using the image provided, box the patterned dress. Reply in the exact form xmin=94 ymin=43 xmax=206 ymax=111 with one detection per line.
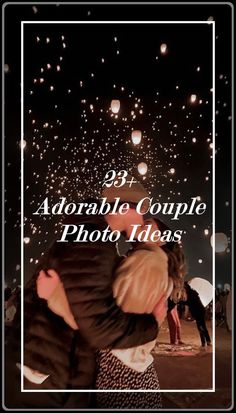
xmin=95 ymin=349 xmax=162 ymax=409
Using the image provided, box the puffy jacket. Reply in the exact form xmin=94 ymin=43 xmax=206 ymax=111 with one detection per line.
xmin=21 ymin=215 xmax=158 ymax=391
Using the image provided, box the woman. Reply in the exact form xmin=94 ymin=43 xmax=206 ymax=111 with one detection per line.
xmin=37 ymin=218 xmax=186 ymax=408
xmin=95 ymin=218 xmax=186 ymax=408
xmin=159 ymin=234 xmax=186 ymax=347
xmin=167 ymin=304 xmax=183 ymax=346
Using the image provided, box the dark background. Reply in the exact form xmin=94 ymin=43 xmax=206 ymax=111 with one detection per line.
xmin=3 ymin=2 xmax=232 ymax=289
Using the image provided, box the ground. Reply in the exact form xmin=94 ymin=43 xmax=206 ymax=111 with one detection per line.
xmin=153 ymin=320 xmax=232 ymax=409
xmin=4 ymin=319 xmax=232 ymax=409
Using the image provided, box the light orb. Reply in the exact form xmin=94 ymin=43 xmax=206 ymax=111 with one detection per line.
xmin=138 ymin=162 xmax=148 ymax=175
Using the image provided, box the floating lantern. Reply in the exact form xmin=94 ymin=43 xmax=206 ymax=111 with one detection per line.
xmin=188 ymin=277 xmax=213 ymax=307
xmin=24 ymin=237 xmax=30 ymax=244
xmin=224 ymin=283 xmax=230 ymax=292
xmin=20 ymin=140 xmax=27 ymax=149
xmin=111 ymin=100 xmax=120 ymax=114
xmin=160 ymin=43 xmax=167 ymax=54
xmin=169 ymin=168 xmax=175 ymax=174
xmin=210 ymin=232 xmax=228 ymax=252
xmin=131 ymin=130 xmax=142 ymax=145
xmin=138 ymin=162 xmax=148 ymax=175
xmin=190 ymin=94 xmax=197 ymax=103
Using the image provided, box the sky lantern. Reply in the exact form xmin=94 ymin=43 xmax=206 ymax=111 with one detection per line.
xmin=210 ymin=232 xmax=228 ymax=252
xmin=160 ymin=43 xmax=167 ymax=54
xmin=24 ymin=237 xmax=30 ymax=244
xmin=224 ymin=283 xmax=230 ymax=292
xmin=111 ymin=100 xmax=120 ymax=113
xmin=188 ymin=277 xmax=213 ymax=307
xmin=190 ymin=94 xmax=197 ymax=103
xmin=20 ymin=139 xmax=27 ymax=149
xmin=131 ymin=130 xmax=142 ymax=145
xmin=138 ymin=162 xmax=148 ymax=175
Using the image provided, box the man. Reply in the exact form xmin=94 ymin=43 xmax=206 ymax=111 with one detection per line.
xmin=182 ymin=281 xmax=211 ymax=348
xmin=5 ymin=177 xmax=167 ymax=408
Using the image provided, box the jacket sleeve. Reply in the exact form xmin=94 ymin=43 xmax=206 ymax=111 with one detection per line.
xmin=57 ymin=244 xmax=158 ymax=350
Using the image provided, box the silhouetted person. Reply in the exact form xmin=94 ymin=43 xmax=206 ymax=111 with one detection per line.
xmin=183 ymin=282 xmax=211 ymax=348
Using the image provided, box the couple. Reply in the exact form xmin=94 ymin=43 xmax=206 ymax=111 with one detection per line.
xmin=6 ymin=177 xmax=185 ymax=409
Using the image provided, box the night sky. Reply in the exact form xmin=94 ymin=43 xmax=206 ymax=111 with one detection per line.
xmin=3 ymin=3 xmax=232 ymax=289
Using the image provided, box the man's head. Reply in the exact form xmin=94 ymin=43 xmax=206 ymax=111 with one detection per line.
xmin=101 ymin=174 xmax=149 ymax=236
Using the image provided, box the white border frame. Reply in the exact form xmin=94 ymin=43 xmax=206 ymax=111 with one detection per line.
xmin=20 ymin=20 xmax=215 ymax=393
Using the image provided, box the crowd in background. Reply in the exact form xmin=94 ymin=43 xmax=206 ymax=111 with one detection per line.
xmin=4 ymin=284 xmax=231 ymax=341
xmin=215 ymin=287 xmax=231 ymax=330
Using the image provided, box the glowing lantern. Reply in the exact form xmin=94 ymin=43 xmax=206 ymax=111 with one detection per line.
xmin=190 ymin=94 xmax=197 ymax=103
xmin=224 ymin=283 xmax=230 ymax=292
xmin=20 ymin=140 xmax=27 ymax=149
xmin=131 ymin=130 xmax=142 ymax=145
xmin=24 ymin=237 xmax=30 ymax=244
xmin=188 ymin=277 xmax=213 ymax=307
xmin=111 ymin=100 xmax=120 ymax=114
xmin=160 ymin=43 xmax=167 ymax=54
xmin=210 ymin=232 xmax=228 ymax=252
xmin=138 ymin=162 xmax=148 ymax=175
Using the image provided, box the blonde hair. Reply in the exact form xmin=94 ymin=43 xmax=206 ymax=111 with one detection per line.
xmin=154 ymin=218 xmax=187 ymax=302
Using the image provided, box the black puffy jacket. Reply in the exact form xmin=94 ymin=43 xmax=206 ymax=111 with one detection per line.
xmin=21 ymin=215 xmax=158 ymax=391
